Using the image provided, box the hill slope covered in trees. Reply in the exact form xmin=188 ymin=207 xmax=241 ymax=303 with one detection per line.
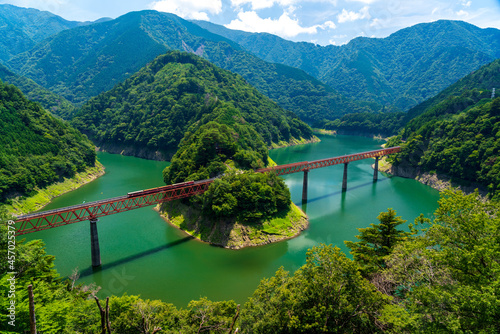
xmin=197 ymin=20 xmax=500 ymax=111
xmin=0 ymin=80 xmax=96 ymax=203
xmin=0 ymin=63 xmax=75 ymax=118
xmin=0 ymin=4 xmax=101 ymax=63
xmin=6 ymin=9 xmax=378 ymax=122
xmin=383 ymin=59 xmax=500 ymax=199
xmin=71 ymin=51 xmax=314 ymax=160
xmin=320 ymin=58 xmax=500 ymax=137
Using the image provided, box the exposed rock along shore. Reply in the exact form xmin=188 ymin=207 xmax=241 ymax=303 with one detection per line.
xmin=96 ymin=136 xmax=321 ymax=161
xmin=375 ymin=158 xmax=488 ymax=197
xmin=155 ymin=201 xmax=309 ymax=250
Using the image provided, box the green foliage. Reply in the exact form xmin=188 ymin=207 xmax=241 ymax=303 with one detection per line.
xmin=2 ymin=190 xmax=500 ymax=332
xmin=345 ymin=209 xmax=411 ymax=276
xmin=200 ymin=19 xmax=500 ymax=111
xmin=163 ymin=120 xmax=269 ymax=184
xmin=319 ymin=111 xmax=406 ymax=137
xmin=202 ymin=170 xmax=291 ymax=221
xmin=380 ymin=189 xmax=500 ymax=333
xmin=72 ymin=51 xmax=313 ymax=159
xmin=0 ymin=4 xmax=84 ymax=62
xmin=393 ymin=97 xmax=500 ymax=199
xmin=0 ymin=80 xmax=96 ymax=203
xmin=0 ymin=63 xmax=76 ymax=119
xmin=241 ymin=244 xmax=390 ymax=333
xmin=6 ymin=9 xmax=381 ymax=123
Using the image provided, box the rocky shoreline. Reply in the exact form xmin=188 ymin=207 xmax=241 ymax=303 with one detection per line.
xmin=155 ymin=201 xmax=309 ymax=249
xmin=376 ymin=157 xmax=488 ymax=197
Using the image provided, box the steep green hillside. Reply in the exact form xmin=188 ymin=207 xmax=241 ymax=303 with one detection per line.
xmin=197 ymin=20 xmax=500 ymax=111
xmin=0 ymin=80 xmax=96 ymax=203
xmin=0 ymin=63 xmax=75 ymax=118
xmin=71 ymin=51 xmax=314 ymax=159
xmin=388 ymin=97 xmax=500 ymax=199
xmin=383 ymin=59 xmax=500 ymax=198
xmin=0 ymin=4 xmax=98 ymax=63
xmin=7 ymin=9 xmax=380 ymax=121
xmin=321 ymin=59 xmax=500 ymax=136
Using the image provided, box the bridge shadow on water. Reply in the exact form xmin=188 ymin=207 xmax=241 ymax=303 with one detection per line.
xmin=296 ymin=178 xmax=389 ymax=212
xmin=78 ymin=236 xmax=194 ymax=278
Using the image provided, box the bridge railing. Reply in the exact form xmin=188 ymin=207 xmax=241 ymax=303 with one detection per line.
xmin=14 ymin=146 xmax=400 ymax=236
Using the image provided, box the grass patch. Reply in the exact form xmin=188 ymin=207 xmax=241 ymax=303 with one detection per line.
xmin=6 ymin=162 xmax=105 ymax=216
xmin=157 ymin=200 xmax=308 ymax=249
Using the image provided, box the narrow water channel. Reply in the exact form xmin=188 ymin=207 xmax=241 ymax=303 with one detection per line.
xmin=21 ymin=135 xmax=440 ymax=306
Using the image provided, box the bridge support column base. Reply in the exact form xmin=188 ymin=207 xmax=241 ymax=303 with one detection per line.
xmin=373 ymin=157 xmax=379 ymax=181
xmin=90 ymin=218 xmax=101 ymax=267
xmin=302 ymin=170 xmax=309 ymax=202
xmin=342 ymin=163 xmax=348 ymax=192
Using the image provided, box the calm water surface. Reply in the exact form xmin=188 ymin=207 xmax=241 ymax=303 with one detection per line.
xmin=22 ymin=135 xmax=440 ymax=306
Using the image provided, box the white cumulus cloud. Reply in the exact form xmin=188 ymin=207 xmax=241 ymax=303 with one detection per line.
xmin=225 ymin=10 xmax=335 ymax=38
xmin=230 ymin=0 xmax=298 ymax=10
xmin=337 ymin=6 xmax=370 ymax=23
xmin=149 ymin=0 xmax=222 ymax=20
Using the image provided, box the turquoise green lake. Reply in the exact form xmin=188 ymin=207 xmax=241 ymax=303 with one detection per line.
xmin=22 ymin=135 xmax=440 ymax=306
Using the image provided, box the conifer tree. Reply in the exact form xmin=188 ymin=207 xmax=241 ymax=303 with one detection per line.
xmin=345 ymin=208 xmax=410 ymax=276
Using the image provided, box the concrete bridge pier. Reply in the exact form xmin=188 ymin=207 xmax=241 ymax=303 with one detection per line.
xmin=342 ymin=163 xmax=349 ymax=191
xmin=373 ymin=156 xmax=379 ymax=181
xmin=302 ymin=169 xmax=309 ymax=202
xmin=90 ymin=218 xmax=101 ymax=267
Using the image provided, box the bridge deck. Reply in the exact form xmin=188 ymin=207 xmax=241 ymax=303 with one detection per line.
xmin=14 ymin=146 xmax=400 ymax=235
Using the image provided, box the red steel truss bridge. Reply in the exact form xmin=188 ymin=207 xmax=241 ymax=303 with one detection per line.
xmin=14 ymin=146 xmax=400 ymax=266
xmin=15 ymin=146 xmax=400 ymax=236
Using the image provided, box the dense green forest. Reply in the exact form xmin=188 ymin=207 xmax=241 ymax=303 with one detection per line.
xmin=162 ymin=119 xmax=291 ymax=222
xmin=0 ymin=63 xmax=75 ymax=118
xmin=387 ymin=97 xmax=500 ymax=199
xmin=0 ymin=4 xmax=91 ymax=62
xmin=71 ymin=51 xmax=314 ymax=159
xmin=0 ymin=80 xmax=96 ymax=203
xmin=198 ymin=20 xmax=500 ymax=111
xmin=2 ymin=188 xmax=498 ymax=332
xmin=5 ymin=9 xmax=378 ymax=122
xmin=320 ymin=58 xmax=500 ymax=137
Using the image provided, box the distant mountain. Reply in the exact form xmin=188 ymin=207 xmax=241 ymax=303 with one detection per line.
xmin=0 ymin=63 xmax=75 ymax=118
xmin=6 ymin=9 xmax=380 ymax=121
xmin=385 ymin=58 xmax=500 ymax=199
xmin=0 ymin=4 xmax=103 ymax=63
xmin=0 ymin=79 xmax=96 ymax=203
xmin=195 ymin=20 xmax=500 ymax=111
xmin=71 ymin=51 xmax=314 ymax=160
xmin=319 ymin=59 xmax=500 ymax=137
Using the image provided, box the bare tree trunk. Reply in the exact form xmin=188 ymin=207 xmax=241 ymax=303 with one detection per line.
xmin=228 ymin=304 xmax=240 ymax=334
xmin=95 ymin=296 xmax=106 ymax=334
xmin=105 ymin=297 xmax=112 ymax=333
xmin=28 ymin=284 xmax=37 ymax=334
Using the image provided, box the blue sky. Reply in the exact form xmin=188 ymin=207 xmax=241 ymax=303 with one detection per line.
xmin=1 ymin=0 xmax=499 ymax=45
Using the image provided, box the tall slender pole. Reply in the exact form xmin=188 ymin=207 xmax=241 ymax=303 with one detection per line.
xmin=90 ymin=218 xmax=101 ymax=267
xmin=302 ymin=169 xmax=309 ymax=202
xmin=373 ymin=156 xmax=379 ymax=181
xmin=28 ymin=284 xmax=36 ymax=334
xmin=342 ymin=163 xmax=348 ymax=191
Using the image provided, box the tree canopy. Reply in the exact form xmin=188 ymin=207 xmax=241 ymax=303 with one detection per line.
xmin=0 ymin=80 xmax=96 ymax=203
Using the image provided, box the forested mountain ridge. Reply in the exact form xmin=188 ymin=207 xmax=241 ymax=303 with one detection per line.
xmin=196 ymin=19 xmax=500 ymax=111
xmin=319 ymin=58 xmax=500 ymax=137
xmin=0 ymin=80 xmax=96 ymax=203
xmin=5 ymin=8 xmax=381 ymax=121
xmin=383 ymin=59 xmax=500 ymax=199
xmin=71 ymin=51 xmax=314 ymax=160
xmin=0 ymin=4 xmax=102 ymax=63
xmin=0 ymin=63 xmax=75 ymax=117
